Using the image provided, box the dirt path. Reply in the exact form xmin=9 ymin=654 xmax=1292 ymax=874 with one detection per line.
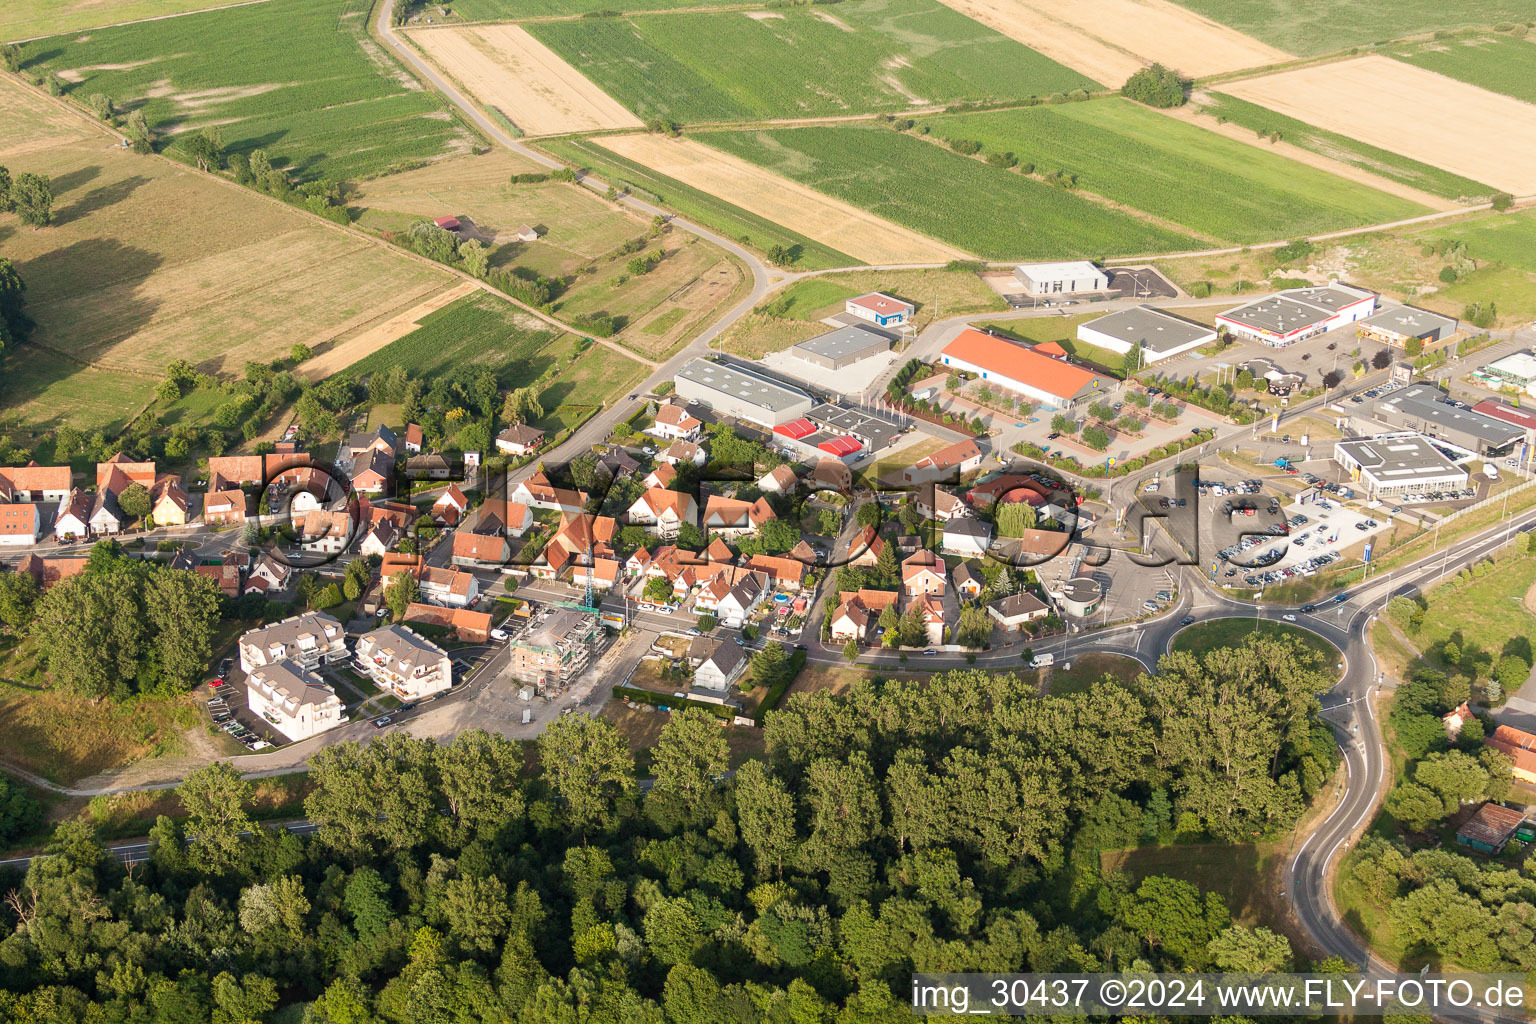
xmin=1157 ymin=101 xmax=1457 ymax=212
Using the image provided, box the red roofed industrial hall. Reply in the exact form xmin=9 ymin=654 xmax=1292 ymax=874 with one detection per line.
xmin=939 ymin=329 xmax=1109 ymax=407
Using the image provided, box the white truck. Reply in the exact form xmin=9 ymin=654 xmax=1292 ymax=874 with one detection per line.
xmin=1030 ymin=653 xmax=1055 ymax=669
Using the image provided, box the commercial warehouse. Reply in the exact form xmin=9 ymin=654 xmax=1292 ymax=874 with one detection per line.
xmin=1333 ymin=433 xmax=1470 ymax=499
xmin=1013 ymin=261 xmax=1108 ymax=296
xmin=1356 ymin=305 xmax=1458 ymax=349
xmin=1373 ymin=383 xmax=1522 ymax=456
xmin=1076 ymin=305 xmax=1215 ymax=364
xmin=790 ymin=325 xmax=891 ymax=370
xmin=674 ymin=358 xmax=814 ymax=428
xmin=939 ymin=328 xmax=1110 ymax=408
xmin=1217 ymin=283 xmax=1376 ymax=347
xmin=1472 ymin=399 xmax=1536 ymax=452
xmin=1474 ymin=351 xmax=1536 ymax=395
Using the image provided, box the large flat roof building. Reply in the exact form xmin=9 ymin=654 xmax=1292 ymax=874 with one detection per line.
xmin=939 ymin=328 xmax=1109 ymax=408
xmin=1012 ymin=261 xmax=1108 ymax=296
xmin=1076 ymin=305 xmax=1215 ymax=364
xmin=1474 ymin=351 xmax=1536 ymax=395
xmin=1217 ymin=283 xmax=1376 ymax=347
xmin=791 ymin=325 xmax=891 ymax=370
xmin=1333 ymin=433 xmax=1470 ymax=498
xmin=1356 ymin=305 xmax=1458 ymax=349
xmin=674 ymin=358 xmax=814 ymax=428
xmin=1374 ymin=383 xmax=1522 ymax=455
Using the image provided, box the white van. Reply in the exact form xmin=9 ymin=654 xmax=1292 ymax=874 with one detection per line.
xmin=1030 ymin=653 xmax=1055 ymax=669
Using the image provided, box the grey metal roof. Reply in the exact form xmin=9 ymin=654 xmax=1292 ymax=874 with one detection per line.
xmin=677 ymin=359 xmax=811 ymax=413
xmin=792 ymin=325 xmax=891 ymax=362
xmin=807 ymin=403 xmax=903 ymax=449
xmin=1220 ymin=285 xmax=1373 ymax=334
xmin=1358 ymin=306 xmax=1457 ymax=336
xmin=1335 ymin=435 xmax=1465 ymax=481
xmin=1081 ymin=304 xmax=1214 ymax=353
xmin=1377 ymin=384 xmax=1523 ymax=447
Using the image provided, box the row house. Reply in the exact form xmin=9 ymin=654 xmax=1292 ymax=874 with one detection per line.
xmin=17 ymin=553 xmax=87 ymax=589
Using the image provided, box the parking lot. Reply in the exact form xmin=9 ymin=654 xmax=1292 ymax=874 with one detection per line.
xmin=1213 ymin=494 xmax=1391 ymax=587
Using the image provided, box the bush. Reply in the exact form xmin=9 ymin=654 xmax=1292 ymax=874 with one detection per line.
xmin=1491 ymin=192 xmax=1515 ymax=212
xmin=1189 ymin=281 xmax=1212 ymax=298
xmin=1122 ymin=63 xmax=1185 ymax=107
xmin=1272 ymin=239 xmax=1315 ymax=264
xmin=985 ymin=150 xmax=1018 ymax=168
xmin=948 ymin=138 xmax=982 ymax=155
xmin=1438 ymin=265 xmax=1458 ymax=283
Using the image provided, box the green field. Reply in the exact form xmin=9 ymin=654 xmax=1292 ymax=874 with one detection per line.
xmin=1421 ymin=209 xmax=1536 ymax=273
xmin=529 ymin=0 xmax=1097 ymax=123
xmin=1169 ymin=0 xmax=1535 ymax=57
xmin=344 ymin=291 xmax=567 ymax=388
xmin=928 ymin=100 xmax=1427 ymax=243
xmin=1392 ymin=35 xmax=1536 ymax=105
xmin=20 ymin=0 xmax=475 ymax=182
xmin=539 ymin=138 xmax=856 ymax=271
xmin=698 ymin=125 xmax=1197 ymax=259
xmin=530 ymin=339 xmax=650 ymax=433
xmin=449 ymin=0 xmax=739 ymax=17
xmin=1172 ymin=618 xmax=1340 ymax=664
xmin=1197 ymin=92 xmax=1495 ymax=202
xmin=0 ymin=357 xmax=153 ymax=435
xmin=1382 ymin=552 xmax=1536 ymax=678
xmin=3 ymin=0 xmax=229 ymax=40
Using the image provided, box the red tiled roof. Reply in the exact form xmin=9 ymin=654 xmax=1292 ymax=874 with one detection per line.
xmin=848 ymin=292 xmax=912 ymax=315
xmin=942 ymin=328 xmax=1105 ymax=401
xmin=0 ymin=463 xmax=70 ymax=493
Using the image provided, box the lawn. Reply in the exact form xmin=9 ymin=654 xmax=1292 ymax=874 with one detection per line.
xmin=530 ymin=339 xmax=651 ymax=433
xmin=1168 ymin=0 xmax=1534 ymax=57
xmin=976 ymin=314 xmax=1136 ymax=375
xmin=1198 ymin=92 xmax=1494 ymax=203
xmin=0 ymin=679 xmax=200 ymax=785
xmin=698 ymin=125 xmax=1198 ymax=260
xmin=20 ymin=0 xmax=477 ymax=183
xmin=529 ymin=0 xmax=1097 ymax=124
xmin=344 ymin=290 xmax=567 ymax=388
xmin=765 ymin=268 xmax=1007 ymax=326
xmin=1420 ymin=208 xmax=1536 ymax=274
xmin=1046 ymin=652 xmax=1144 ymax=694
xmin=538 ymin=137 xmax=858 ymax=272
xmin=1392 ymin=34 xmax=1536 ymax=104
xmin=1100 ymin=843 xmax=1293 ymax=936
xmin=1171 ymin=618 xmax=1341 ymax=664
xmin=2 ymin=0 xmax=227 ymax=40
xmin=927 ymin=99 xmax=1428 ymax=243
xmin=1381 ymin=551 xmax=1536 ymax=680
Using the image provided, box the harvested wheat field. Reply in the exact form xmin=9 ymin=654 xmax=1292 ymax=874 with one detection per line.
xmin=1222 ymin=56 xmax=1536 ymax=196
xmin=408 ymin=24 xmax=643 ymax=136
xmin=299 ymin=280 xmax=484 ymax=380
xmin=597 ymin=134 xmax=969 ymax=263
xmin=931 ymin=0 xmax=1289 ymax=86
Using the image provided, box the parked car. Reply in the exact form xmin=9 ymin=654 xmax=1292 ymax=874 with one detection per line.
xmin=373 ymin=716 xmax=392 ymax=729
xmin=922 ymin=649 xmax=938 ymax=656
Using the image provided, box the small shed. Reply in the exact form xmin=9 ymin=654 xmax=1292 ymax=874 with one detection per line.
xmin=515 ymin=224 xmax=539 ymax=242
xmin=1455 ymin=802 xmax=1526 ymax=854
xmin=433 ymin=215 xmax=461 ymax=231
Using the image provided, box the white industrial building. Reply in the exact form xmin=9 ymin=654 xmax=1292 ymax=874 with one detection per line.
xmin=1012 ymin=261 xmax=1108 ymax=296
xmin=246 ymin=660 xmax=345 ymax=742
xmin=1475 ymin=351 xmax=1536 ymax=396
xmin=1217 ymin=283 xmax=1376 ymax=347
xmin=674 ymin=358 xmax=814 ymax=428
xmin=1333 ymin=433 xmax=1471 ymax=499
xmin=1076 ymin=305 xmax=1215 ymax=364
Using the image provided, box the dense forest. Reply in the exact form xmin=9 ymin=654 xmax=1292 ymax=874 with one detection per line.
xmin=0 ymin=635 xmax=1335 ymax=1022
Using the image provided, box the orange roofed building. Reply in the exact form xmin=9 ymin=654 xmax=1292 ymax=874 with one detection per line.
xmin=939 ymin=328 xmax=1108 ymax=408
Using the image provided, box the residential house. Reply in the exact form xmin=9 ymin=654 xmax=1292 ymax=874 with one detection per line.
xmin=846 ymin=525 xmax=885 ymax=568
xmin=987 ymin=592 xmax=1049 ymax=631
xmin=715 ymin=571 xmax=767 ymax=628
xmin=357 ymin=520 xmax=399 ymax=559
xmin=54 ymin=490 xmax=91 ymax=541
xmin=702 ymin=495 xmax=776 ymax=539
xmin=942 ymin=517 xmax=993 ymax=559
xmin=1443 ymin=702 xmax=1473 ymax=740
xmin=828 ymin=588 xmax=899 ymax=643
xmin=348 ymin=425 xmax=398 ymax=461
xmin=270 ymin=466 xmax=337 ymax=513
xmin=206 ymin=451 xmax=310 ymax=488
xmin=902 ymin=549 xmax=947 ymax=597
xmin=809 ymin=458 xmax=852 ymax=492
xmin=17 ymin=554 xmax=87 ymax=589
xmin=662 ymin=438 xmax=707 ymax=467
xmin=650 ymin=403 xmax=703 ymax=441
xmin=597 ymin=449 xmax=641 ymax=480
xmin=350 ymin=449 xmax=394 ymax=495
xmin=406 ymin=454 xmax=452 ymax=480
xmin=626 ymin=547 xmax=652 ymax=578
xmin=452 ymin=531 xmax=510 ymax=569
xmin=478 ymin=500 xmax=533 ymax=537
xmin=966 ymin=474 xmax=1051 ymax=509
xmin=203 ymin=475 xmax=248 ymax=526
xmin=917 ymin=594 xmax=945 ymax=645
xmin=0 ymin=463 xmax=72 ymax=503
xmin=0 ymin=504 xmax=39 ymax=546
xmin=627 ymin=487 xmax=698 ymax=539
xmin=693 ymin=640 xmax=746 ymax=693
xmin=747 ymin=553 xmax=804 ymax=590
xmin=789 ymin=539 xmax=817 ymax=564
xmin=246 ymin=660 xmax=345 ymax=742
xmin=404 ymin=423 xmax=424 ymax=454
xmin=432 ymin=484 xmax=470 ymax=526
xmin=96 ymin=453 xmax=156 ymax=495
xmin=1487 ymin=725 xmax=1536 ymax=784
xmin=758 ymin=464 xmax=798 ymax=495
xmin=572 ymin=558 xmax=621 ymax=591
xmin=195 ymin=562 xmax=243 ymax=598
xmin=642 ymin=463 xmax=677 ymax=490
xmin=247 ymin=554 xmax=294 ymax=594
xmin=88 ymin=489 xmax=124 ymax=535
xmin=151 ymin=478 xmax=191 ymax=527
xmin=300 ymin=508 xmax=353 ymax=555
xmin=510 ymin=471 xmax=587 ymax=515
xmin=952 ymin=563 xmax=983 ymax=601
xmin=902 ymin=439 xmax=985 ymax=484
xmin=536 ymin=513 xmax=617 ymax=579
xmin=495 ymin=424 xmax=546 ymax=457
xmin=415 ymin=565 xmax=480 ymax=607
xmin=403 ymin=603 xmax=492 ymax=643
xmin=238 ymin=611 xmax=348 ymax=673
xmin=915 ymin=485 xmax=969 ymax=522
xmin=354 ymin=625 xmax=453 ymax=701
